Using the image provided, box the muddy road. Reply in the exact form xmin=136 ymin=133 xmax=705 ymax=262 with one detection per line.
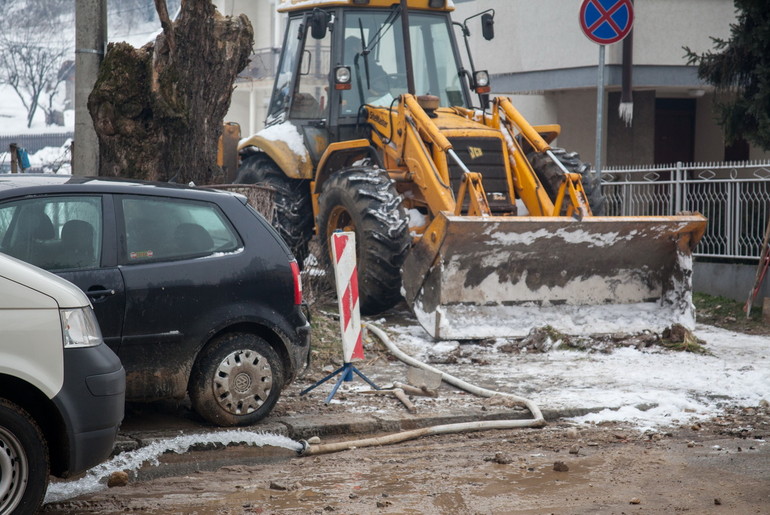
xmin=42 ymin=403 xmax=769 ymax=514
xmin=42 ymin=298 xmax=770 ymax=514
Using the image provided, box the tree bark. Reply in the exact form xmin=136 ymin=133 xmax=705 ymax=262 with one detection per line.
xmin=88 ymin=0 xmax=253 ymax=183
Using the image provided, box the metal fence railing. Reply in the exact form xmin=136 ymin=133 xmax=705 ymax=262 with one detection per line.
xmin=0 ymin=132 xmax=74 ymax=154
xmin=601 ymin=161 xmax=770 ymax=260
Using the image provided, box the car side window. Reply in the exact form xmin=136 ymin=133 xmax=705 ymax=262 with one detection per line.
xmin=0 ymin=196 xmax=102 ymax=271
xmin=120 ymin=196 xmax=240 ymax=263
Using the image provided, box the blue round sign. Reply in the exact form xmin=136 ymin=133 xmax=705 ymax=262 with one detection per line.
xmin=580 ymin=0 xmax=634 ymax=45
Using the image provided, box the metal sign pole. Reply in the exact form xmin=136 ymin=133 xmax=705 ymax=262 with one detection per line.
xmin=580 ymin=0 xmax=635 ymax=179
xmin=595 ymin=44 xmax=605 ymax=178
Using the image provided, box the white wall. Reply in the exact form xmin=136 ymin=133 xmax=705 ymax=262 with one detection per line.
xmin=552 ymin=89 xmax=600 ymax=162
xmin=454 ymin=0 xmax=599 ymax=73
xmin=453 ymin=0 xmax=736 ymax=73
xmin=216 ymin=0 xmax=280 ymax=137
xmin=633 ymin=0 xmax=734 ymax=65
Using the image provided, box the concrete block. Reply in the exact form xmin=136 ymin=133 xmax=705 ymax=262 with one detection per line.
xmin=273 ymin=413 xmax=381 ymax=440
xmin=406 ymin=366 xmax=442 ymax=390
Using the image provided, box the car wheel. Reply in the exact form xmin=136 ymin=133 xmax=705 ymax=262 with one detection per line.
xmin=189 ymin=333 xmax=284 ymax=427
xmin=0 ymin=399 xmax=49 ymax=515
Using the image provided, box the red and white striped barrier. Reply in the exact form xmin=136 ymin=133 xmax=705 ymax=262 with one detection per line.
xmin=331 ymin=231 xmax=365 ymax=362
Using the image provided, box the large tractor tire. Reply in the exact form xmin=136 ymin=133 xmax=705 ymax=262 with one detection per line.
xmin=235 ymin=155 xmax=314 ymax=266
xmin=527 ymin=148 xmax=605 ymax=215
xmin=318 ymin=167 xmax=410 ymax=315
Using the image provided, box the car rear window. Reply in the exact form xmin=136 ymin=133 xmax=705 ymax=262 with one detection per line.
xmin=120 ymin=196 xmax=241 ymax=263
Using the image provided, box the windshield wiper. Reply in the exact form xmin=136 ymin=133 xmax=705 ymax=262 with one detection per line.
xmin=356 ymin=6 xmax=401 ymax=91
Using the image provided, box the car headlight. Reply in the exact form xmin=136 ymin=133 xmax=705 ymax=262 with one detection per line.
xmin=61 ymin=307 xmax=104 ymax=348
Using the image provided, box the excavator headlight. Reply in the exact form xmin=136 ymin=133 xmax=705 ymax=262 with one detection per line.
xmin=428 ymin=0 xmax=446 ymax=7
xmin=335 ymin=66 xmax=352 ymax=90
xmin=474 ymin=70 xmax=491 ymax=93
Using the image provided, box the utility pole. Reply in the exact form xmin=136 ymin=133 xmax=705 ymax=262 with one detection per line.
xmin=73 ymin=0 xmax=107 ymax=176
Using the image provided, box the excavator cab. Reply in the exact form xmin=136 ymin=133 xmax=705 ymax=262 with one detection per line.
xmin=262 ymin=1 xmax=476 ymax=160
xmin=234 ymin=0 xmax=707 ymax=340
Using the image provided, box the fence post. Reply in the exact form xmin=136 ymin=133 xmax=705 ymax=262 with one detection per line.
xmin=727 ymin=179 xmax=735 ymax=257
xmin=674 ymin=161 xmax=683 ymax=213
xmin=618 ymin=184 xmax=629 ymax=216
xmin=9 ymin=144 xmax=18 ymax=174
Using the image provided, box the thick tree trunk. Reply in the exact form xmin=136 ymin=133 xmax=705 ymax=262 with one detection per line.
xmin=88 ymin=0 xmax=253 ymax=184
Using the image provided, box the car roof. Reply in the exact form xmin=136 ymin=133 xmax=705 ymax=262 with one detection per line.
xmin=0 ymin=174 xmax=243 ymax=203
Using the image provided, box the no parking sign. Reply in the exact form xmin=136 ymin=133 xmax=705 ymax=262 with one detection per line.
xmin=580 ymin=0 xmax=634 ymax=45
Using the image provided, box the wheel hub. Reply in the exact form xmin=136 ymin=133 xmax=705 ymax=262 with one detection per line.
xmin=0 ymin=427 xmax=27 ymax=513
xmin=232 ymin=372 xmax=252 ymax=394
xmin=213 ymin=349 xmax=273 ymax=415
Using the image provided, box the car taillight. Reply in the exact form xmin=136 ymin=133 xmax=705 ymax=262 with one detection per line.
xmin=290 ymin=260 xmax=302 ymax=305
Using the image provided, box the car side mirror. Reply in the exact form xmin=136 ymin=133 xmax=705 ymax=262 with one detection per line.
xmin=481 ymin=13 xmax=494 ymax=41
xmin=311 ymin=10 xmax=328 ymax=40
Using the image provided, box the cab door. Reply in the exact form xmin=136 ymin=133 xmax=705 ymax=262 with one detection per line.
xmin=266 ymin=14 xmax=331 ymax=163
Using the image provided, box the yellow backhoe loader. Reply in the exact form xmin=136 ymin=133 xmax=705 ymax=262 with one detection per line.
xmin=230 ymin=0 xmax=707 ymax=339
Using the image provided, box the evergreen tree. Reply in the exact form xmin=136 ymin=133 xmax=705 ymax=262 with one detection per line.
xmin=685 ymin=0 xmax=770 ymax=150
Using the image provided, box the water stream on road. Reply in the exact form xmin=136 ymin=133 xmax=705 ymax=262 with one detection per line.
xmin=44 ymin=430 xmax=304 ymax=503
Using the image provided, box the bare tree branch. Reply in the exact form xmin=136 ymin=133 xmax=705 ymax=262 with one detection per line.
xmin=154 ymin=0 xmax=176 ymax=54
xmin=0 ymin=27 xmax=70 ymax=127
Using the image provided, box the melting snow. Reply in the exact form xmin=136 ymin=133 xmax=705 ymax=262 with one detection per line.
xmin=483 ymin=226 xmax=633 ymax=247
xmin=241 ymin=122 xmax=308 ymax=163
xmin=385 ymin=322 xmax=769 ymax=431
xmin=412 ymin=300 xmax=695 ymax=340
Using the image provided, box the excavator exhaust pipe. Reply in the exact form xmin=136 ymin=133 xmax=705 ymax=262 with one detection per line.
xmin=402 ymin=212 xmax=707 ymax=340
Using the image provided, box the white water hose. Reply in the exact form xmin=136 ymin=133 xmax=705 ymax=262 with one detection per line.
xmin=299 ymin=323 xmax=545 ymax=456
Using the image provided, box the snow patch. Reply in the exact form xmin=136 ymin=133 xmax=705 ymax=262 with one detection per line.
xmin=483 ymin=225 xmax=634 ymax=247
xmin=412 ymin=300 xmax=693 ymax=340
xmin=384 ymin=322 xmax=770 ymax=430
xmin=242 ymin=123 xmax=308 ymax=163
xmin=407 ymin=208 xmax=428 ymax=234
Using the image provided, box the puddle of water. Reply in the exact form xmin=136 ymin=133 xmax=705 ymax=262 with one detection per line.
xmin=44 ymin=430 xmax=303 ymax=503
xmin=256 ymin=455 xmax=602 ymax=513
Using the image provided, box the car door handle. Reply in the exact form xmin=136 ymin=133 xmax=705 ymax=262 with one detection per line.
xmin=86 ymin=288 xmax=117 ymax=300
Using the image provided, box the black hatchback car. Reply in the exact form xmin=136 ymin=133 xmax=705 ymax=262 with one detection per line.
xmin=0 ymin=175 xmax=310 ymax=426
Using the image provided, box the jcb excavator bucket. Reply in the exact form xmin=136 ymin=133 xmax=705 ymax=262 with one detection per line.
xmin=402 ymin=212 xmax=708 ymax=340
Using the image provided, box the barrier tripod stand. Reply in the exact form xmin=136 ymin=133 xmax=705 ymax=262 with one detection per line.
xmin=745 ymin=216 xmax=770 ymax=318
xmin=300 ymin=362 xmax=380 ymax=404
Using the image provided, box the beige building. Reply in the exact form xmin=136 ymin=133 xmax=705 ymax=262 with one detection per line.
xmin=453 ymin=0 xmax=770 ymax=167
xmin=217 ymin=0 xmax=769 ymax=167
xmin=214 ymin=0 xmax=283 ymax=138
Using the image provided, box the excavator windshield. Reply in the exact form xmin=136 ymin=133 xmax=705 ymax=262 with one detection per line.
xmin=340 ymin=8 xmax=467 ymax=115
